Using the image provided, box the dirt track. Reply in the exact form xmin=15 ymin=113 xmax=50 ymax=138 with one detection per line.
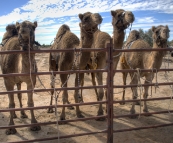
xmin=0 ymin=51 xmax=173 ymax=143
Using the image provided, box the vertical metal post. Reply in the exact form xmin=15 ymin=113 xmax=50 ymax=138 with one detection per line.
xmin=107 ymin=39 xmax=114 ymax=143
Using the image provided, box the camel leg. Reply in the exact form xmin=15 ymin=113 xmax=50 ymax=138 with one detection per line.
xmin=5 ymin=83 xmax=17 ymax=135
xmin=48 ymin=56 xmax=57 ymax=113
xmin=27 ymin=83 xmax=41 ymax=131
xmin=91 ymin=72 xmax=99 ymax=100
xmin=16 ymin=83 xmax=28 ymax=118
xmin=143 ymin=75 xmax=153 ymax=115
xmin=129 ymin=73 xmax=138 ymax=118
xmin=47 ymin=73 xmax=56 ymax=113
xmin=120 ymin=72 xmax=128 ymax=105
xmin=74 ymin=73 xmax=84 ymax=118
xmin=59 ymin=74 xmax=70 ymax=121
xmin=95 ymin=72 xmax=105 ymax=121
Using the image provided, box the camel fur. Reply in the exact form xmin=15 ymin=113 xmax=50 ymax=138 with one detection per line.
xmin=0 ymin=21 xmax=40 ymax=134
xmin=120 ymin=25 xmax=170 ymax=117
xmin=48 ymin=12 xmax=102 ymax=121
xmin=87 ymin=9 xmax=135 ymax=119
xmin=119 ymin=30 xmax=141 ymax=105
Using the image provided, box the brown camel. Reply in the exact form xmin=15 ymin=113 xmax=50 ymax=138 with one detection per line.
xmin=87 ymin=9 xmax=135 ymax=119
xmin=119 ymin=30 xmax=141 ymax=105
xmin=48 ymin=12 xmax=103 ymax=121
xmin=1 ymin=24 xmax=29 ymax=118
xmin=0 ymin=21 xmax=41 ymax=134
xmin=48 ymin=24 xmax=80 ymax=119
xmin=120 ymin=25 xmax=170 ymax=117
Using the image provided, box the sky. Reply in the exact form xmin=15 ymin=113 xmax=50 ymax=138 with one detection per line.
xmin=0 ymin=0 xmax=173 ymax=45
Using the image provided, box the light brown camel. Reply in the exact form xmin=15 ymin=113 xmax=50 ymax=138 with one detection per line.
xmin=1 ymin=24 xmax=29 ymax=118
xmin=120 ymin=25 xmax=170 ymax=117
xmin=0 ymin=21 xmax=41 ymax=134
xmin=119 ymin=30 xmax=141 ymax=105
xmin=48 ymin=12 xmax=102 ymax=120
xmin=48 ymin=24 xmax=80 ymax=119
xmin=87 ymin=9 xmax=135 ymax=119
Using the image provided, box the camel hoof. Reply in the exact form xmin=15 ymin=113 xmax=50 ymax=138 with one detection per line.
xmin=21 ymin=113 xmax=28 ymax=118
xmin=78 ymin=98 xmax=84 ymax=103
xmin=47 ymin=108 xmax=54 ymax=113
xmin=59 ymin=117 xmax=67 ymax=125
xmin=129 ymin=115 xmax=138 ymax=119
xmin=143 ymin=110 xmax=152 ymax=116
xmin=95 ymin=117 xmax=106 ymax=121
xmin=30 ymin=125 xmax=41 ymax=131
xmin=135 ymin=101 xmax=142 ymax=105
xmin=13 ymin=113 xmax=17 ymax=118
xmin=120 ymin=102 xmax=125 ymax=105
xmin=6 ymin=128 xmax=17 ymax=135
xmin=67 ymin=106 xmax=74 ymax=110
xmin=77 ymin=113 xmax=84 ymax=118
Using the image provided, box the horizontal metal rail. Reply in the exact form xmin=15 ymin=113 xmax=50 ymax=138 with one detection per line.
xmin=0 ymin=101 xmax=107 ymax=112
xmin=0 ymin=85 xmax=107 ymax=95
xmin=0 ymin=69 xmax=107 ymax=77
xmin=113 ymin=123 xmax=173 ymax=133
xmin=0 ymin=48 xmax=107 ymax=55
xmin=2 ymin=129 xmax=107 ymax=143
xmin=0 ymin=115 xmax=107 ymax=129
xmin=114 ymin=110 xmax=173 ymax=118
xmin=114 ymin=82 xmax=173 ymax=88
xmin=114 ymin=48 xmax=173 ymax=52
xmin=114 ymin=96 xmax=173 ymax=104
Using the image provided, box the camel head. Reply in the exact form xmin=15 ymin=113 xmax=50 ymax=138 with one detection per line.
xmin=128 ymin=30 xmax=140 ymax=41
xmin=78 ymin=12 xmax=102 ymax=34
xmin=16 ymin=20 xmax=37 ymax=51
xmin=152 ymin=25 xmax=170 ymax=45
xmin=111 ymin=9 xmax=135 ymax=31
xmin=2 ymin=24 xmax=18 ymax=41
xmin=125 ymin=30 xmax=140 ymax=46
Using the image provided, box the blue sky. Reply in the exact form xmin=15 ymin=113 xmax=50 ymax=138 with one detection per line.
xmin=0 ymin=0 xmax=173 ymax=45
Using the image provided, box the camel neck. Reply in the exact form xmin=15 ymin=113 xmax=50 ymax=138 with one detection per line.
xmin=113 ymin=27 xmax=125 ymax=49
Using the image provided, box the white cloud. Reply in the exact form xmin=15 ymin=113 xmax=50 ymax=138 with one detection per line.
xmin=0 ymin=0 xmax=173 ymax=44
xmin=0 ymin=0 xmax=173 ymax=26
xmin=136 ymin=17 xmax=156 ymax=23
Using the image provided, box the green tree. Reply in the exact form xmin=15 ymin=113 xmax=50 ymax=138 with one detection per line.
xmin=138 ymin=28 xmax=153 ymax=46
xmin=168 ymin=39 xmax=173 ymax=46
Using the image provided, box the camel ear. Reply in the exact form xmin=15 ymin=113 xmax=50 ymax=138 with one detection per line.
xmin=151 ymin=26 xmax=156 ymax=32
xmin=166 ymin=25 xmax=170 ymax=32
xmin=34 ymin=21 xmax=37 ymax=28
xmin=78 ymin=14 xmax=83 ymax=21
xmin=111 ymin=10 xmax=116 ymax=16
xmin=16 ymin=22 xmax=20 ymax=31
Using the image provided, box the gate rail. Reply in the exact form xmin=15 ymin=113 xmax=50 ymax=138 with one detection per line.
xmin=0 ymin=42 xmax=173 ymax=142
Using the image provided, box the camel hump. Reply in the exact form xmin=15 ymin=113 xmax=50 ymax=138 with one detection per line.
xmin=56 ymin=24 xmax=70 ymax=38
xmin=63 ymin=32 xmax=80 ymax=48
xmin=2 ymin=24 xmax=18 ymax=41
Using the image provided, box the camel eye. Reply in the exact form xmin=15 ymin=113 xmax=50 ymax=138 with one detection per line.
xmin=32 ymin=26 xmax=36 ymax=31
xmin=84 ymin=16 xmax=89 ymax=22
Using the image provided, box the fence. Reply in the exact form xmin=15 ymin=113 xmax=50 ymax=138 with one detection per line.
xmin=0 ymin=41 xmax=173 ymax=143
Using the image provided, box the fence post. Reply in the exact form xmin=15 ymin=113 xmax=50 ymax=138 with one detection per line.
xmin=107 ymin=39 xmax=114 ymax=143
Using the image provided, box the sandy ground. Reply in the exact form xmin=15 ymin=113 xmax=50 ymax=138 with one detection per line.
xmin=0 ymin=51 xmax=173 ymax=143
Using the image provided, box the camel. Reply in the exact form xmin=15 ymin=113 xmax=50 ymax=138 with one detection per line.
xmin=119 ymin=30 xmax=141 ymax=105
xmin=120 ymin=25 xmax=170 ymax=117
xmin=87 ymin=9 xmax=135 ymax=119
xmin=0 ymin=21 xmax=41 ymax=134
xmin=48 ymin=24 xmax=80 ymax=119
xmin=48 ymin=12 xmax=103 ymax=121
